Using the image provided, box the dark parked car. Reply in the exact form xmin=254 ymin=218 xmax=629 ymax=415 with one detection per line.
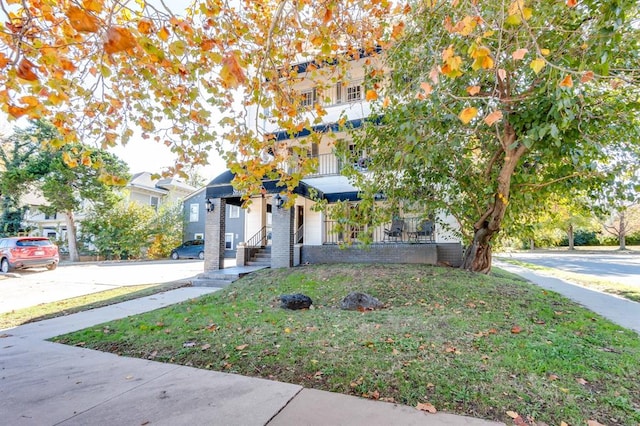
xmin=0 ymin=236 xmax=60 ymax=273
xmin=170 ymin=240 xmax=205 ymax=260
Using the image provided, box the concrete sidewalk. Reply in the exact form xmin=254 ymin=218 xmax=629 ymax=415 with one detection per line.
xmin=0 ymin=287 xmax=500 ymax=426
xmin=495 ymin=260 xmax=640 ymax=335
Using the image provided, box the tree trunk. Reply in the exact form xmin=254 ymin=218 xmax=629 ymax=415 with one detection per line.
xmin=64 ymin=211 xmax=80 ymax=262
xmin=461 ymin=124 xmax=526 ymax=273
xmin=619 ymin=210 xmax=626 ymax=250
xmin=529 ymin=239 xmax=534 ymax=250
xmin=567 ymin=223 xmax=574 ymax=250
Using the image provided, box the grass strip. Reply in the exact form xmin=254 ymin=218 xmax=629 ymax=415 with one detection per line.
xmin=497 ymin=258 xmax=640 ymax=303
xmin=0 ymin=282 xmax=190 ymax=330
xmin=52 ymin=264 xmax=640 ymax=425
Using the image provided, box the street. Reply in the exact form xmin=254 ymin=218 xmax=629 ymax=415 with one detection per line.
xmin=0 ymin=259 xmax=207 ymax=314
xmin=498 ymin=251 xmax=640 ymax=287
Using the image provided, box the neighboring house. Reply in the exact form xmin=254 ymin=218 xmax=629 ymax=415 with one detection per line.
xmin=21 ymin=191 xmax=75 ymax=243
xmin=126 ymin=172 xmax=196 ymax=210
xmin=203 ymin=53 xmax=463 ymax=271
xmin=183 ymin=187 xmax=245 ymax=258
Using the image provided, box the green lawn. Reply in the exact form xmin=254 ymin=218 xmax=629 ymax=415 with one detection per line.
xmin=52 ymin=264 xmax=640 ymax=425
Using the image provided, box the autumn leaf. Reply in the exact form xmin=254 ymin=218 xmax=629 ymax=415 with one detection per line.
xmin=420 ymin=82 xmax=433 ymax=95
xmin=576 ymin=377 xmax=588 ymax=385
xmin=158 ymin=26 xmax=170 ymax=41
xmin=466 ymin=86 xmax=480 ymax=95
xmin=104 ymin=27 xmax=137 ymax=54
xmin=235 ymin=344 xmax=248 ymax=350
xmin=365 ymin=89 xmax=378 ymax=101
xmin=587 ymin=421 xmax=606 ymax=426
xmin=7 ymin=105 xmax=29 ymax=118
xmin=581 ymin=71 xmax=595 ymax=83
xmin=17 ymin=59 xmax=38 ymax=81
xmin=484 ymin=110 xmax=503 ymax=126
xmin=201 ymin=343 xmax=211 ymax=350
xmin=67 ymin=6 xmax=100 ymax=33
xmin=506 ymin=411 xmax=519 ymax=419
xmin=220 ymin=52 xmax=247 ymax=89
xmin=512 ymin=48 xmax=528 ymax=60
xmin=530 ymin=58 xmax=545 ymax=74
xmin=138 ymin=19 xmax=154 ymax=34
xmin=497 ymin=68 xmax=506 ymax=81
xmin=458 ymin=107 xmax=477 ymax=124
xmin=416 ymin=402 xmax=437 ymax=413
xmin=0 ymin=53 xmax=10 ymax=69
xmin=559 ymin=74 xmax=573 ymax=88
xmin=429 ymin=66 xmax=439 ymax=84
xmin=391 ymin=22 xmax=405 ymax=39
xmin=511 ymin=325 xmax=522 ymax=334
xmin=567 ymin=0 xmax=578 ymax=7
xmin=382 ymin=97 xmax=391 ymax=108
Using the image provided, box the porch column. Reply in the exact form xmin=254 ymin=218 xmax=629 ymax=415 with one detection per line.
xmin=271 ymin=196 xmax=293 ymax=268
xmin=205 ymin=197 xmax=226 ymax=271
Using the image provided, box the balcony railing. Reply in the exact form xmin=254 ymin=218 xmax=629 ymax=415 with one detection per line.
xmin=323 ymin=217 xmax=435 ymax=245
xmin=285 ymin=152 xmax=369 ymax=178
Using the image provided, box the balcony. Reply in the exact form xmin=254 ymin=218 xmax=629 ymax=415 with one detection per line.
xmin=286 ymin=153 xmax=369 ymax=178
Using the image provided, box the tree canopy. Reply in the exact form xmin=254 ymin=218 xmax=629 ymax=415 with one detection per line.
xmin=1 ymin=0 xmax=639 ymax=271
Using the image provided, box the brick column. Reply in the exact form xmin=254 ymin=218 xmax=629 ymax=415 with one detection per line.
xmin=204 ymin=198 xmax=226 ymax=271
xmin=271 ymin=196 xmax=293 ymax=268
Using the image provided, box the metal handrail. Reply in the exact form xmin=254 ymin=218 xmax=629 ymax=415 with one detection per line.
xmin=295 ymin=224 xmax=304 ymax=244
xmin=246 ymin=226 xmax=268 ymax=248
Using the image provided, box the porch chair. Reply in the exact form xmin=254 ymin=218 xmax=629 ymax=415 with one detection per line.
xmin=415 ymin=220 xmax=435 ymax=242
xmin=383 ymin=219 xmax=405 ymax=242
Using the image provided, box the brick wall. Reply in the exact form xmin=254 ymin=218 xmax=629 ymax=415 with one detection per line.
xmin=301 ymin=243 xmax=450 ymax=265
xmin=436 ymin=243 xmax=464 ymax=267
xmin=271 ymin=202 xmax=294 ymax=268
xmin=204 ymin=198 xmax=226 ymax=271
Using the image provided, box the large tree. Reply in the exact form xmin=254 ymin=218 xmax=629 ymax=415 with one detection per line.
xmin=1 ymin=1 xmax=639 ymax=272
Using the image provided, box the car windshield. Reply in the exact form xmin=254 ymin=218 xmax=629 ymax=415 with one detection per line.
xmin=16 ymin=239 xmax=52 ymax=247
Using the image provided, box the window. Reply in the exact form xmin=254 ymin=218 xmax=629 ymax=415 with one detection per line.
xmin=225 ymin=233 xmax=234 ymax=250
xmin=44 ymin=212 xmax=56 ymax=220
xmin=189 ymin=203 xmax=199 ymax=222
xmin=150 ymin=196 xmax=159 ymax=211
xmin=300 ymin=88 xmax=317 ymax=107
xmin=229 ymin=205 xmax=240 ymax=219
xmin=194 ymin=233 xmax=204 ymax=240
xmin=346 ymin=85 xmax=362 ymax=102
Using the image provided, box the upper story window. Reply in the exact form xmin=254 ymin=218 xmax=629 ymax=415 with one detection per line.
xmin=189 ymin=203 xmax=199 ymax=222
xmin=346 ymin=84 xmax=362 ymax=102
xmin=300 ymin=88 xmax=317 ymax=107
xmin=229 ymin=205 xmax=240 ymax=219
xmin=150 ymin=196 xmax=159 ymax=211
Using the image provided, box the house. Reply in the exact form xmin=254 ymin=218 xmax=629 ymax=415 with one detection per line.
xmin=182 ymin=187 xmax=245 ymax=258
xmin=125 ymin=172 xmax=196 ymax=210
xmin=202 ymin=53 xmax=463 ymax=271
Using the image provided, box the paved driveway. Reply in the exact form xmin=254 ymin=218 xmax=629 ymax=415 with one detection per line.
xmin=498 ymin=251 xmax=640 ymax=287
xmin=0 ymin=259 xmax=207 ymax=314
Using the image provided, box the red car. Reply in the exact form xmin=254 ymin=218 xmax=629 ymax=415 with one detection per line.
xmin=0 ymin=237 xmax=59 ymax=273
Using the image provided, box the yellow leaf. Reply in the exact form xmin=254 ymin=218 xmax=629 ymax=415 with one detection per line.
xmin=559 ymin=74 xmax=573 ymax=88
xmin=530 ymin=58 xmax=545 ymax=74
xmin=484 ymin=110 xmax=503 ymax=126
xmin=505 ymin=14 xmax=521 ymax=26
xmin=540 ymin=48 xmax=550 ymax=56
xmin=284 ymin=327 xmax=291 ymax=333
xmin=420 ymin=82 xmax=433 ymax=95
xmin=416 ymin=402 xmax=437 ymax=413
xmin=506 ymin=410 xmax=519 ymax=419
xmin=83 ymin=0 xmax=103 ymax=13
xmin=512 ymin=48 xmax=528 ymax=60
xmin=19 ymin=96 xmax=39 ymax=107
xmin=466 ymin=85 xmax=480 ymax=95
xmin=459 ymin=107 xmax=477 ymax=124
xmin=365 ymin=89 xmax=378 ymax=101
xmin=522 ymin=7 xmax=532 ymax=19
xmin=158 ymin=26 xmax=170 ymax=42
xmin=220 ymin=52 xmax=247 ymax=89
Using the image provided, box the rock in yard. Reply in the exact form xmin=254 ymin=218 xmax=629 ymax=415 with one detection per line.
xmin=280 ymin=293 xmax=313 ymax=310
xmin=340 ymin=292 xmax=383 ymax=311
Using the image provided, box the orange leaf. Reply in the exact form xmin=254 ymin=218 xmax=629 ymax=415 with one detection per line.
xmin=7 ymin=105 xmax=28 ymax=118
xmin=511 ymin=325 xmax=522 ymax=334
xmin=0 ymin=53 xmax=10 ymax=69
xmin=365 ymin=89 xmax=378 ymax=101
xmin=581 ymin=71 xmax=594 ymax=83
xmin=484 ymin=110 xmax=503 ymax=126
xmin=559 ymin=74 xmax=573 ymax=88
xmin=416 ymin=402 xmax=437 ymax=413
xmin=512 ymin=48 xmax=528 ymax=60
xmin=567 ymin=0 xmax=577 ymax=7
xmin=17 ymin=59 xmax=38 ymax=81
xmin=104 ymin=27 xmax=137 ymax=54
xmin=158 ymin=26 xmax=170 ymax=42
xmin=458 ymin=107 xmax=477 ymax=124
xmin=138 ymin=19 xmax=153 ymax=34
xmin=391 ymin=21 xmax=405 ymax=39
xmin=420 ymin=82 xmax=433 ymax=95
xmin=382 ymin=97 xmax=391 ymax=108
xmin=67 ymin=6 xmax=100 ymax=33
xmin=323 ymin=7 xmax=333 ymax=24
xmin=220 ymin=52 xmax=247 ymax=89
xmin=466 ymin=85 xmax=480 ymax=95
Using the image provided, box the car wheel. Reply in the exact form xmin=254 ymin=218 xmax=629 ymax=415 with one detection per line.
xmin=171 ymin=252 xmax=179 ymax=260
xmin=198 ymin=251 xmax=204 ymax=260
xmin=46 ymin=263 xmax=57 ymax=271
xmin=1 ymin=258 xmax=9 ymax=274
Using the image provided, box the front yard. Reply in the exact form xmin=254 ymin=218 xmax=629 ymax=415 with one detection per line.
xmin=52 ymin=264 xmax=640 ymax=425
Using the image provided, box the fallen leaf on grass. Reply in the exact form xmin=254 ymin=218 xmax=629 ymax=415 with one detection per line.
xmin=511 ymin=325 xmax=522 ymax=334
xmin=576 ymin=378 xmax=588 ymax=385
xmin=416 ymin=402 xmax=437 ymax=413
xmin=235 ymin=344 xmax=248 ymax=351
xmin=587 ymin=421 xmax=606 ymax=426
xmin=506 ymin=411 xmax=519 ymax=419
xmin=201 ymin=343 xmax=211 ymax=350
xmin=548 ymin=374 xmax=559 ymax=381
